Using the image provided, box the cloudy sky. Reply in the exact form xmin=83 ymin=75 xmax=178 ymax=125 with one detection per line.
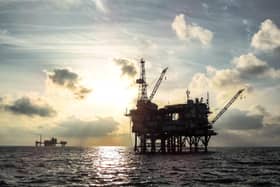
xmin=0 ymin=0 xmax=280 ymax=146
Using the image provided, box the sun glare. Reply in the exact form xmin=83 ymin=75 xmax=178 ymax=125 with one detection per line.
xmin=88 ymin=75 xmax=137 ymax=109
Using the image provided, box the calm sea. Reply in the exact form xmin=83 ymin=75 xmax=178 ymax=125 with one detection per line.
xmin=0 ymin=146 xmax=279 ymax=186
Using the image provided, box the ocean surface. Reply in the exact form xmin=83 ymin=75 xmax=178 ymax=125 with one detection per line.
xmin=0 ymin=147 xmax=280 ymax=186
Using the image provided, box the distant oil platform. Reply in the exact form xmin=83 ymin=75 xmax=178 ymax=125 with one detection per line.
xmin=35 ymin=135 xmax=67 ymax=147
xmin=126 ymin=58 xmax=244 ymax=153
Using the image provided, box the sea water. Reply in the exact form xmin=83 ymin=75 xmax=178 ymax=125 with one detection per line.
xmin=0 ymin=146 xmax=280 ymax=186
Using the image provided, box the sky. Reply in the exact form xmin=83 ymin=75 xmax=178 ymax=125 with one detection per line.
xmin=0 ymin=0 xmax=280 ymax=146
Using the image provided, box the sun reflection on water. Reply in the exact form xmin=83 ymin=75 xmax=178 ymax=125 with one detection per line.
xmin=92 ymin=146 xmax=130 ymax=184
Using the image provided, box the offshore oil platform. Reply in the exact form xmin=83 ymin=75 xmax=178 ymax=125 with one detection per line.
xmin=35 ymin=135 xmax=67 ymax=147
xmin=126 ymin=59 xmax=244 ymax=153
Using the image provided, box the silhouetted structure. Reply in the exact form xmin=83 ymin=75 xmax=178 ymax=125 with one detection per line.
xmin=126 ymin=59 xmax=244 ymax=153
xmin=35 ymin=135 xmax=67 ymax=147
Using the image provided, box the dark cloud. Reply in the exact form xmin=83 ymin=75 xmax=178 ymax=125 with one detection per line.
xmin=236 ymin=62 xmax=268 ymax=78
xmin=114 ymin=58 xmax=137 ymax=78
xmin=274 ymin=47 xmax=280 ymax=56
xmin=253 ymin=105 xmax=270 ymax=116
xmin=261 ymin=124 xmax=280 ymax=140
xmin=213 ymin=123 xmax=280 ymax=147
xmin=53 ymin=117 xmax=119 ymax=138
xmin=3 ymin=97 xmax=56 ymax=117
xmin=253 ymin=105 xmax=280 ymax=125
xmin=48 ymin=68 xmax=78 ymax=88
xmin=210 ymin=105 xmax=280 ymax=146
xmin=47 ymin=68 xmax=91 ymax=99
xmin=215 ymin=109 xmax=264 ymax=130
xmin=75 ymin=87 xmax=92 ymax=99
xmin=212 ymin=105 xmax=280 ymax=146
xmin=232 ymin=53 xmax=280 ymax=79
xmin=212 ymin=130 xmax=258 ymax=147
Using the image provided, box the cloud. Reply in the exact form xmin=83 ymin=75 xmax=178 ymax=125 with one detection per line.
xmin=214 ymin=105 xmax=280 ymax=130
xmin=134 ymin=37 xmax=158 ymax=50
xmin=215 ymin=109 xmax=264 ymax=130
xmin=171 ymin=14 xmax=213 ymax=45
xmin=253 ymin=105 xmax=270 ymax=116
xmin=46 ymin=68 xmax=91 ymax=99
xmin=93 ymin=0 xmax=108 ymax=13
xmin=232 ymin=53 xmax=280 ymax=79
xmin=114 ymin=58 xmax=137 ymax=78
xmin=189 ymin=65 xmax=250 ymax=100
xmin=53 ymin=117 xmax=119 ymax=138
xmin=202 ymin=3 xmax=209 ymax=9
xmin=0 ymin=29 xmax=27 ymax=48
xmin=189 ymin=53 xmax=280 ymax=97
xmin=209 ymin=68 xmax=244 ymax=89
xmin=2 ymin=97 xmax=56 ymax=117
xmin=251 ymin=19 xmax=280 ymax=51
xmin=213 ymin=105 xmax=280 ymax=146
xmin=48 ymin=0 xmax=82 ymax=9
xmin=252 ymin=105 xmax=280 ymax=126
xmin=233 ymin=53 xmax=269 ymax=77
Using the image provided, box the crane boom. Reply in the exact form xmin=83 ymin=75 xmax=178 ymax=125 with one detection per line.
xmin=211 ymin=89 xmax=245 ymax=124
xmin=149 ymin=67 xmax=168 ymax=101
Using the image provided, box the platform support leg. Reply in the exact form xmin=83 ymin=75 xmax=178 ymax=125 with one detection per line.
xmin=161 ymin=137 xmax=166 ymax=153
xmin=134 ymin=133 xmax=137 ymax=152
xmin=172 ymin=136 xmax=175 ymax=153
xmin=186 ymin=136 xmax=192 ymax=152
xmin=140 ymin=135 xmax=146 ymax=153
xmin=151 ymin=136 xmax=156 ymax=153
xmin=167 ymin=137 xmax=171 ymax=153
xmin=202 ymin=135 xmax=211 ymax=152
xmin=178 ymin=136 xmax=182 ymax=153
xmin=194 ymin=136 xmax=199 ymax=152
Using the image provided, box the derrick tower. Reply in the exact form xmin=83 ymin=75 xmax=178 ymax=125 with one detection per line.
xmin=136 ymin=58 xmax=148 ymax=102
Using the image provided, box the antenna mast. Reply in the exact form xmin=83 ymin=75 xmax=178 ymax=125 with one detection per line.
xmin=186 ymin=89 xmax=190 ymax=100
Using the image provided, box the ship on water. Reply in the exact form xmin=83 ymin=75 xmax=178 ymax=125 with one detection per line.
xmin=126 ymin=59 xmax=244 ymax=154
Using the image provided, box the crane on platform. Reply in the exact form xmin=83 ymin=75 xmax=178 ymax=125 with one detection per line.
xmin=210 ymin=88 xmax=245 ymax=125
xmin=149 ymin=67 xmax=168 ymax=101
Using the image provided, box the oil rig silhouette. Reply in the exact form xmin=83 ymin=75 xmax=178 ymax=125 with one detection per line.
xmin=126 ymin=59 xmax=244 ymax=153
xmin=35 ymin=135 xmax=67 ymax=147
